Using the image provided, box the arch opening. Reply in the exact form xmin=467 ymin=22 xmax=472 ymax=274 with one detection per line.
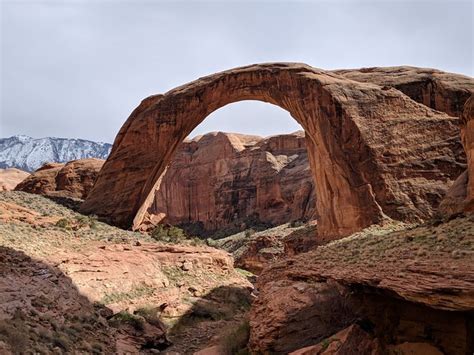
xmin=187 ymin=100 xmax=303 ymax=139
xmin=140 ymin=100 xmax=315 ymax=237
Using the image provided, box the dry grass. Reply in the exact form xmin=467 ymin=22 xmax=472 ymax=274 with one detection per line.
xmin=315 ymin=216 xmax=474 ymax=267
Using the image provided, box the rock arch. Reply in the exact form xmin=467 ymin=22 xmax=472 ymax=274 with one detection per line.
xmin=80 ymin=63 xmax=470 ymax=238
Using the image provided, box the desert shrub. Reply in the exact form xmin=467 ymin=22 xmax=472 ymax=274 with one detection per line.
xmin=0 ymin=322 xmax=28 ymax=352
xmin=134 ymin=306 xmax=164 ymax=327
xmin=244 ymin=229 xmax=255 ymax=238
xmin=91 ymin=342 xmax=104 ymax=353
xmin=151 ymin=225 xmax=189 ymax=243
xmin=187 ymin=300 xmax=231 ymax=321
xmin=220 ymin=320 xmax=250 ymax=355
xmin=52 ymin=334 xmax=71 ymax=351
xmin=289 ymin=220 xmax=305 ymax=228
xmin=109 ymin=311 xmax=144 ymax=331
xmin=101 ymin=283 xmax=155 ymax=304
xmin=74 ymin=215 xmax=99 ymax=230
xmin=55 ymin=218 xmax=70 ymax=229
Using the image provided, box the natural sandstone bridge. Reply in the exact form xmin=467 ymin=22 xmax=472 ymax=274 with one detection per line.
xmin=80 ymin=63 xmax=473 ymax=238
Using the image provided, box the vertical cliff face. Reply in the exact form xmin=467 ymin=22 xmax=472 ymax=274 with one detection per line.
xmin=147 ymin=131 xmax=317 ymax=235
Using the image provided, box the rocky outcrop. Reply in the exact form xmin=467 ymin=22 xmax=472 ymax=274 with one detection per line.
xmin=15 ymin=158 xmax=104 ymax=199
xmin=81 ymin=63 xmax=470 ymax=239
xmin=147 ymin=131 xmax=316 ymax=235
xmin=0 ymin=168 xmax=29 ymax=191
xmin=334 ymin=66 xmax=473 ymax=117
xmin=248 ymin=217 xmax=474 ymax=354
xmin=215 ymin=223 xmax=318 ymax=274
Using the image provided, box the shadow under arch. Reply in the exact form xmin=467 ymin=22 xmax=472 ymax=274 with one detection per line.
xmin=80 ymin=62 xmax=465 ymax=238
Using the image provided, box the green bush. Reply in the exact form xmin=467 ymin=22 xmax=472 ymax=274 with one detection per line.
xmin=289 ymin=220 xmax=305 ymax=228
xmin=151 ymin=225 xmax=189 ymax=243
xmin=109 ymin=311 xmax=144 ymax=331
xmin=244 ymin=229 xmax=255 ymax=238
xmin=55 ymin=218 xmax=70 ymax=229
xmin=134 ymin=306 xmax=164 ymax=327
xmin=74 ymin=215 xmax=99 ymax=230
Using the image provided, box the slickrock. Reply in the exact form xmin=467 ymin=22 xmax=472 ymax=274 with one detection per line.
xmin=0 ymin=168 xmax=29 ymax=191
xmin=249 ymin=217 xmax=474 ymax=354
xmin=81 ymin=63 xmax=469 ymax=239
xmin=146 ymin=131 xmax=316 ymax=235
xmin=15 ymin=158 xmax=104 ymax=199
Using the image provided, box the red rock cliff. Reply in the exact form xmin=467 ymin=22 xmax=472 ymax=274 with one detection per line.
xmin=147 ymin=131 xmax=317 ymax=235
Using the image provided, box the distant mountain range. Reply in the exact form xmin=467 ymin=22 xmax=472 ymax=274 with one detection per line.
xmin=0 ymin=135 xmax=112 ymax=172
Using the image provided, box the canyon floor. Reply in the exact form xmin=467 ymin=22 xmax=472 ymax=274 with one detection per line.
xmin=0 ymin=191 xmax=473 ymax=354
xmin=0 ymin=192 xmax=253 ymax=354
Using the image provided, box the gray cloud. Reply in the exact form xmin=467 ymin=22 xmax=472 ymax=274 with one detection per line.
xmin=1 ymin=0 xmax=472 ymax=142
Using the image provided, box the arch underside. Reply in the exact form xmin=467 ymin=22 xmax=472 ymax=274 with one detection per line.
xmin=80 ymin=63 xmax=473 ymax=238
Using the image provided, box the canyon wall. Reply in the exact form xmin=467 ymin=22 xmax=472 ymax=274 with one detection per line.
xmin=147 ymin=131 xmax=316 ymax=235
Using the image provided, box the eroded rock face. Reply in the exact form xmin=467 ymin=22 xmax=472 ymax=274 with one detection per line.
xmin=147 ymin=131 xmax=316 ymax=234
xmin=461 ymin=95 xmax=474 ymax=212
xmin=0 ymin=168 xmax=29 ymax=191
xmin=81 ymin=63 xmax=471 ymax=239
xmin=215 ymin=223 xmax=319 ymax=274
xmin=15 ymin=158 xmax=104 ymax=199
xmin=334 ymin=66 xmax=473 ymax=117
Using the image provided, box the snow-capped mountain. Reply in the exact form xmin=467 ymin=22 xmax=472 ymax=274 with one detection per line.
xmin=0 ymin=135 xmax=112 ymax=172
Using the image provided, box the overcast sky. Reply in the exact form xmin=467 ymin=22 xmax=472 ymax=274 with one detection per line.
xmin=1 ymin=0 xmax=472 ymax=143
